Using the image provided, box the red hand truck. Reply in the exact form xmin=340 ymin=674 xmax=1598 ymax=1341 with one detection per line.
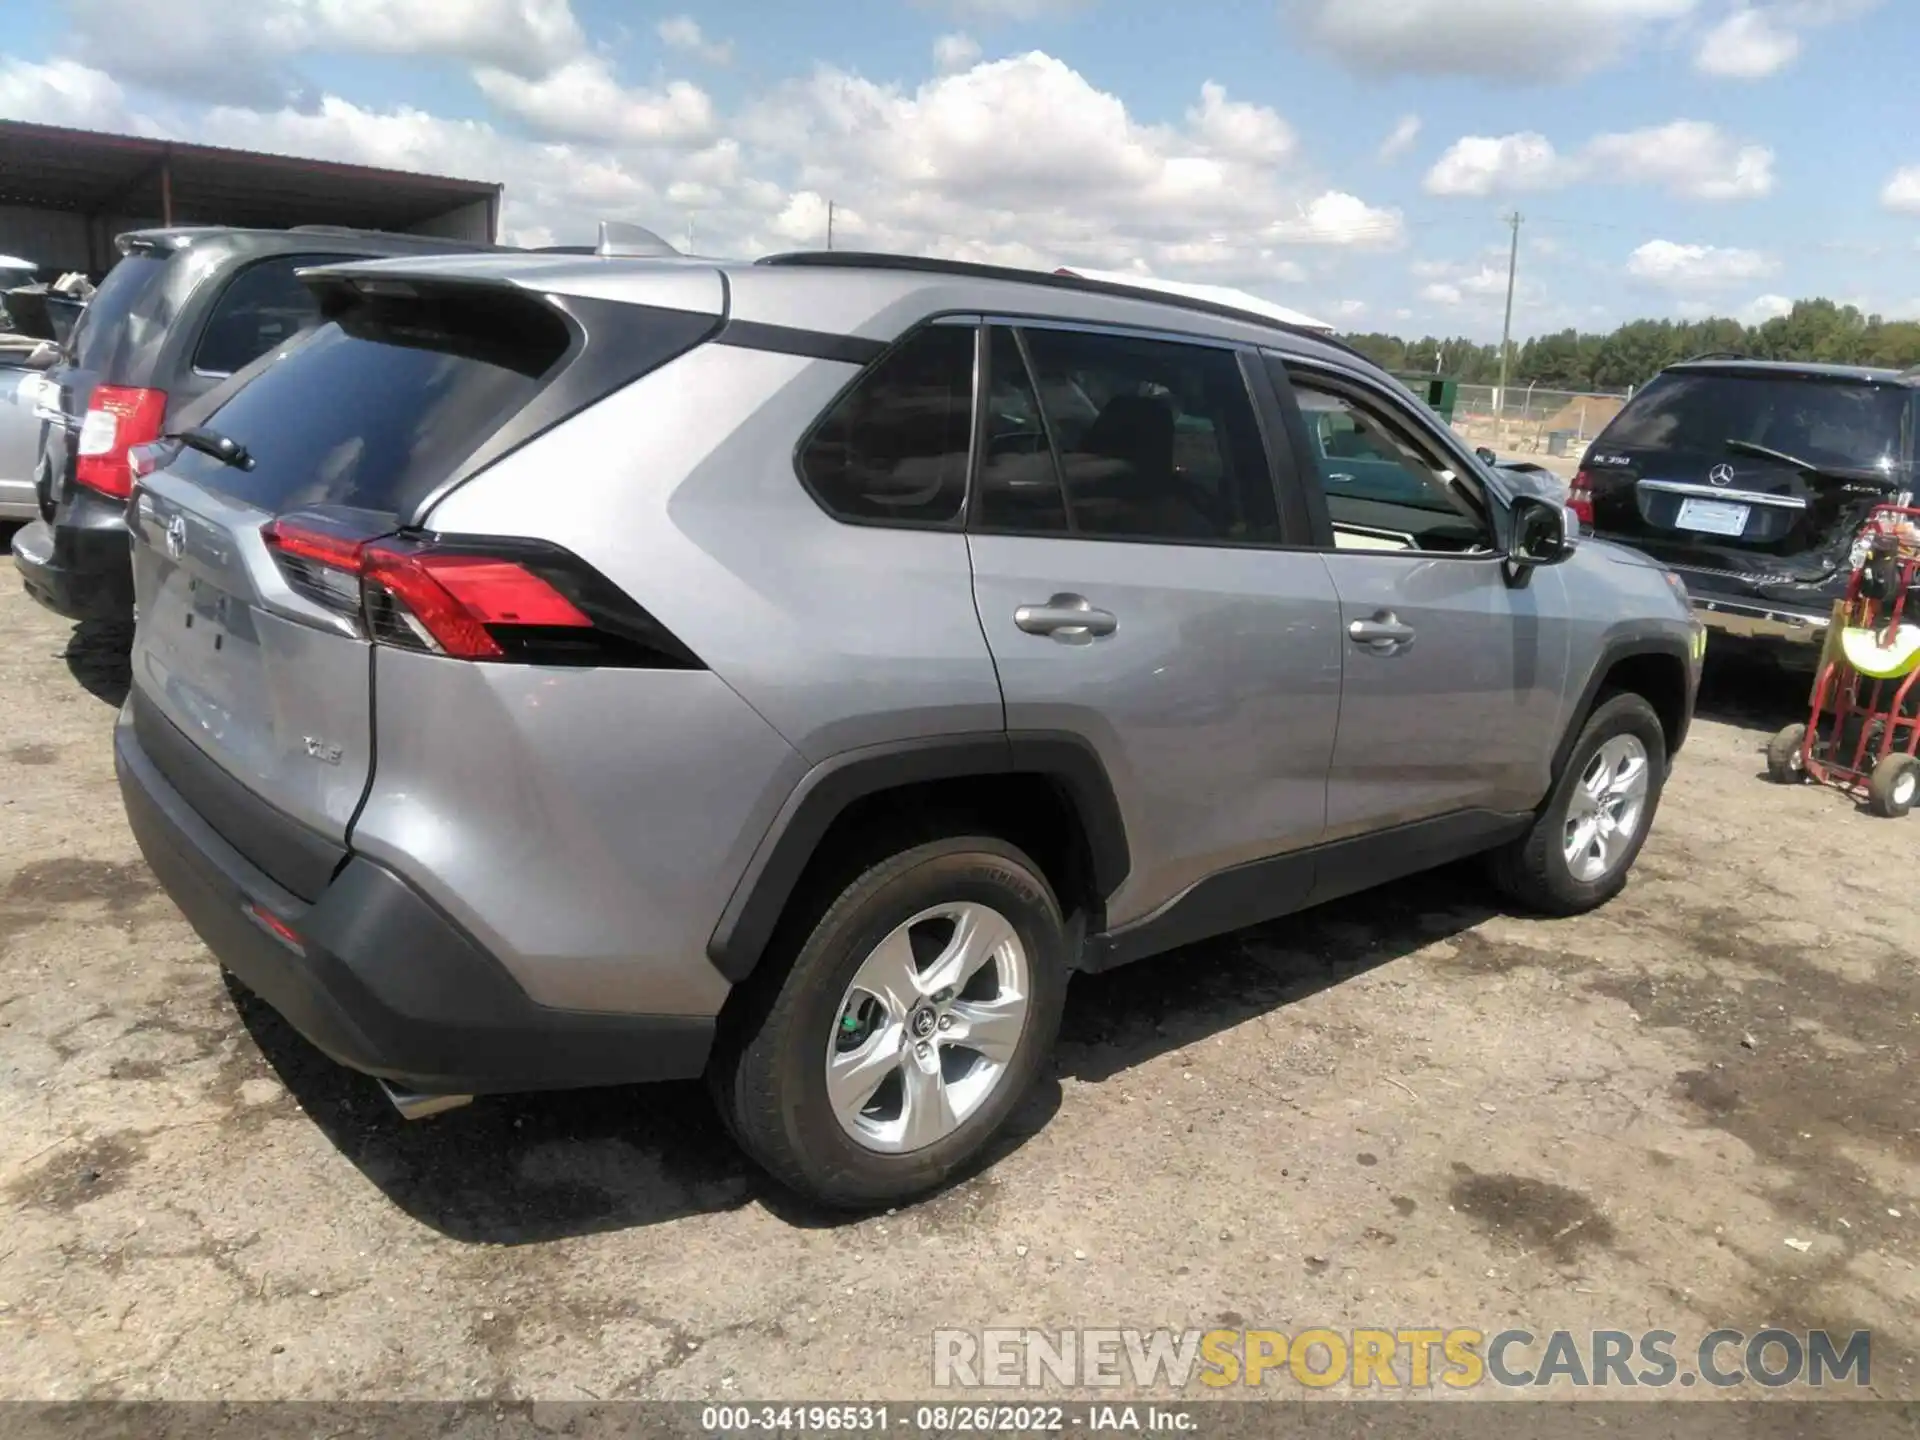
xmin=1767 ymin=504 xmax=1920 ymax=816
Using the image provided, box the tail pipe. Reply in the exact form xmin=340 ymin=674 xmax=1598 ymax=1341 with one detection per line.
xmin=377 ymin=1079 xmax=473 ymax=1121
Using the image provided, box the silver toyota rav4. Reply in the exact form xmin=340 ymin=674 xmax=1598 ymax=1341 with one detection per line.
xmin=115 ymin=242 xmax=1704 ymax=1207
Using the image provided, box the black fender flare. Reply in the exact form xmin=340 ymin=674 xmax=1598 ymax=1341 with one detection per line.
xmin=1551 ymin=630 xmax=1698 ymax=783
xmin=705 ymin=730 xmax=1130 ymax=982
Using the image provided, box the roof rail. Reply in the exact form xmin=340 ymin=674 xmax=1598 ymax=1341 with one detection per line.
xmin=754 ymin=249 xmax=1369 ymax=361
xmin=1679 ymin=350 xmax=1750 ymax=363
xmin=597 ymin=221 xmax=681 ymax=258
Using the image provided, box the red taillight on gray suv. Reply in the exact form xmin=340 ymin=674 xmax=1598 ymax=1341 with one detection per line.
xmin=262 ymin=513 xmax=700 ymax=669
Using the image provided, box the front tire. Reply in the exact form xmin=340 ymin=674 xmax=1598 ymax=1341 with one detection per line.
xmin=709 ymin=836 xmax=1068 ymax=1209
xmin=1491 ymin=691 xmax=1668 ymax=916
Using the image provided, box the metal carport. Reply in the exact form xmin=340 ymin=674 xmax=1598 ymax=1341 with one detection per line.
xmin=0 ymin=120 xmax=502 ymax=276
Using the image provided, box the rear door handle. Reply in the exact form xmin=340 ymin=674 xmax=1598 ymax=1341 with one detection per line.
xmin=1015 ymin=594 xmax=1117 ymax=642
xmin=1349 ymin=612 xmax=1415 ymax=652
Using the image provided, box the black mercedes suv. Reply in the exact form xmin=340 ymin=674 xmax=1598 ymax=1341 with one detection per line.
xmin=1573 ymin=358 xmax=1916 ymax=657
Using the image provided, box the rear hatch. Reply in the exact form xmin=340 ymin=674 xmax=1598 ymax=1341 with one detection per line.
xmin=127 ymin=265 xmax=721 ymax=899
xmin=1580 ymin=368 xmax=1914 ymax=595
xmin=40 ymin=240 xmax=175 ymax=515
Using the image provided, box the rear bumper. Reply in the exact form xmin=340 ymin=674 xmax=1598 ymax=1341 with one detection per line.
xmin=115 ymin=708 xmax=715 ymax=1095
xmin=11 ymin=492 xmax=136 ymax=621
xmin=1691 ymin=596 xmax=1829 ymax=650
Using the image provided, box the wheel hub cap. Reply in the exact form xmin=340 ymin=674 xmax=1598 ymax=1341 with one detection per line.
xmin=825 ymin=901 xmax=1030 ymax=1155
xmin=1563 ymin=734 xmax=1651 ymax=884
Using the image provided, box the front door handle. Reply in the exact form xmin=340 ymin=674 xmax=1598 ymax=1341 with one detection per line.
xmin=1015 ymin=593 xmax=1118 ymax=643
xmin=1349 ymin=612 xmax=1415 ymax=652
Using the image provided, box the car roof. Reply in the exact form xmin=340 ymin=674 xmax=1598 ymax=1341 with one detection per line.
xmin=305 ymin=246 xmax=1377 ymax=372
xmin=1664 ymin=357 xmax=1919 ymax=387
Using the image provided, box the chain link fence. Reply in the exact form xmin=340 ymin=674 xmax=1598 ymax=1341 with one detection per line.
xmin=1448 ymin=383 xmax=1634 ymax=461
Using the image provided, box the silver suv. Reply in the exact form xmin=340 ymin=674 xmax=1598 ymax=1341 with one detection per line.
xmin=114 ymin=244 xmax=1704 ymax=1207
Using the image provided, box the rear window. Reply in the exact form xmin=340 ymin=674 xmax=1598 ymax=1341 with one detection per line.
xmin=1603 ymin=372 xmax=1910 ymax=471
xmin=65 ymin=252 xmax=170 ymax=374
xmin=170 ymin=286 xmax=574 ymax=517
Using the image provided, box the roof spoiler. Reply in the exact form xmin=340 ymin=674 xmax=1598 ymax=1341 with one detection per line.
xmin=597 ymin=221 xmax=681 ymax=259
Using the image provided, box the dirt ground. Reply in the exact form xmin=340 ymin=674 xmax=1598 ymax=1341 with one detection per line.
xmin=1 ymin=535 xmax=1916 ymax=1406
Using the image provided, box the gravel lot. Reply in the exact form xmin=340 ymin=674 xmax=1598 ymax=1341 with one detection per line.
xmin=1 ymin=532 xmax=1916 ymax=1405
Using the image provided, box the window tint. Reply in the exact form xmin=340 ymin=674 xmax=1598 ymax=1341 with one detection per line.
xmin=193 ymin=255 xmax=343 ymax=376
xmin=1010 ymin=327 xmax=1281 ymax=545
xmin=976 ymin=328 xmax=1069 ymax=533
xmin=65 ymin=252 xmax=169 ymax=374
xmin=169 ymin=285 xmax=574 ymax=516
xmin=799 ymin=324 xmax=974 ymax=526
xmin=1290 ymin=380 xmax=1492 ymax=554
xmin=1601 ymin=372 xmax=1908 ymax=471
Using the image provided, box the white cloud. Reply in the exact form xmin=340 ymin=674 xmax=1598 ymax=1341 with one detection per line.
xmin=938 ymin=0 xmax=1088 ymax=17
xmin=656 ymin=15 xmax=733 ymax=65
xmin=1187 ymin=81 xmax=1296 ymax=165
xmin=1694 ymin=7 xmax=1799 ymax=75
xmin=1584 ymin=119 xmax=1774 ymax=198
xmin=1332 ymin=298 xmax=1368 ymax=319
xmin=1269 ymin=192 xmax=1404 ymax=246
xmin=933 ymin=33 xmax=983 ymax=71
xmin=1742 ymin=293 xmax=1795 ymax=322
xmin=0 ymin=56 xmax=142 ymax=132
xmin=1882 ymin=166 xmax=1920 ymax=213
xmin=1426 ymin=121 xmax=1772 ymax=199
xmin=1425 ymin=133 xmax=1569 ymax=196
xmin=1422 ymin=283 xmax=1464 ymax=305
xmin=1288 ymin=0 xmax=1697 ymax=81
xmin=735 ymin=54 xmax=1400 ymax=275
xmin=1627 ymin=239 xmax=1779 ymax=288
xmin=474 ymin=60 xmax=715 ymax=145
xmin=1695 ymin=0 xmax=1882 ymax=78
xmin=62 ymin=0 xmax=587 ymax=104
xmin=1377 ymin=113 xmax=1422 ymax=162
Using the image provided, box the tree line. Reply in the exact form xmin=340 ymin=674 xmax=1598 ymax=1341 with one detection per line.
xmin=1339 ymin=299 xmax=1920 ymax=394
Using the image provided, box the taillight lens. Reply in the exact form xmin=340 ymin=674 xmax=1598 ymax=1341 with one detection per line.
xmin=261 ymin=515 xmax=698 ymax=669
xmin=75 ymin=386 xmax=167 ymax=500
xmin=1567 ymin=469 xmax=1595 ymax=529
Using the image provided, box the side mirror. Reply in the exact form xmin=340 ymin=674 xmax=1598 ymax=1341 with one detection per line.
xmin=1508 ymin=494 xmax=1577 ymax=568
xmin=1475 ymin=446 xmax=1498 ymax=465
xmin=25 ymin=340 xmax=59 ymax=371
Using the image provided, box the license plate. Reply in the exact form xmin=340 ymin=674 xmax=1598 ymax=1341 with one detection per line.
xmin=1676 ymin=497 xmax=1749 ymax=536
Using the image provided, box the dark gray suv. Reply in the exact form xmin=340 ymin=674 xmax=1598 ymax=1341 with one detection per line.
xmin=11 ymin=225 xmax=498 ymax=621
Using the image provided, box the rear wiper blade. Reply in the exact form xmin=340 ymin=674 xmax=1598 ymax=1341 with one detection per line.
xmin=165 ymin=425 xmax=254 ymax=471
xmin=1724 ymin=438 xmax=1902 ymax=487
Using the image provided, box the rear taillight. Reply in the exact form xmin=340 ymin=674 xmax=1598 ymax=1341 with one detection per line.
xmin=261 ymin=515 xmax=699 ymax=669
xmin=1567 ymin=469 xmax=1595 ymax=529
xmin=75 ymin=385 xmax=166 ymax=500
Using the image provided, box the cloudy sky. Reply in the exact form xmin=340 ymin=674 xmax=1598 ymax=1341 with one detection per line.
xmin=3 ymin=0 xmax=1915 ymax=340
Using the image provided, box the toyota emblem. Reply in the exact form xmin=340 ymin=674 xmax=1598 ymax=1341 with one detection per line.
xmin=1707 ymin=464 xmax=1736 ymax=488
xmin=164 ymin=513 xmax=187 ymax=560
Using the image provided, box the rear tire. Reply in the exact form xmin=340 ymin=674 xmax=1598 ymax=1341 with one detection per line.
xmin=1491 ymin=691 xmax=1667 ymax=916
xmin=1867 ymin=754 xmax=1919 ymax=818
xmin=1766 ymin=723 xmax=1809 ymax=784
xmin=708 ymin=836 xmax=1068 ymax=1209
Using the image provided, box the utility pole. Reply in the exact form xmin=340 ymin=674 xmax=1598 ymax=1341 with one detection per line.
xmin=826 ymin=200 xmax=835 ymax=251
xmin=1496 ymin=211 xmax=1522 ymax=416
